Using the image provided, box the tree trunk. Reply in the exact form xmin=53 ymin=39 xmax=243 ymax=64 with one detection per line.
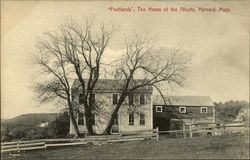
xmin=103 ymin=95 xmax=126 ymax=135
xmin=84 ymin=106 xmax=95 ymax=135
xmin=77 ymin=77 xmax=95 ymax=135
xmin=68 ymin=102 xmax=80 ymax=138
xmin=103 ymin=107 xmax=120 ymax=135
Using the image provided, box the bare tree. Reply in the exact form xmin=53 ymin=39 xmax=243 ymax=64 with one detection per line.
xmin=34 ymin=42 xmax=81 ymax=137
xmin=103 ymin=34 xmax=191 ymax=134
xmin=34 ymin=17 xmax=117 ymax=135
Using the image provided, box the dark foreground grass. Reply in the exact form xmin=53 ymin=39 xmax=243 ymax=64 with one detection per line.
xmin=2 ymin=134 xmax=249 ymax=160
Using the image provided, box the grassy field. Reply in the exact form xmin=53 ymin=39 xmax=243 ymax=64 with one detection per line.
xmin=2 ymin=134 xmax=249 ymax=160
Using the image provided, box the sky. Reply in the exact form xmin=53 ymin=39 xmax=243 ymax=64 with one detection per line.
xmin=1 ymin=1 xmax=249 ymax=119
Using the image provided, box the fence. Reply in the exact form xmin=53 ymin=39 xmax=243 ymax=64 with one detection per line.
xmin=215 ymin=121 xmax=248 ymax=135
xmin=158 ymin=121 xmax=247 ymax=138
xmin=85 ymin=128 xmax=159 ymax=143
xmin=1 ymin=138 xmax=86 ymax=153
xmin=1 ymin=140 xmax=45 ymax=153
xmin=1 ymin=129 xmax=158 ymax=153
xmin=3 ymin=125 xmax=245 ymax=153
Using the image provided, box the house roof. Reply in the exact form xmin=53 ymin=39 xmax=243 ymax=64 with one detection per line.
xmin=72 ymin=79 xmax=153 ymax=93
xmin=153 ymin=96 xmax=214 ymax=107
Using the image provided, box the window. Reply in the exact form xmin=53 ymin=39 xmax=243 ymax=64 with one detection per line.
xmin=179 ymin=107 xmax=186 ymax=113
xmin=91 ymin=94 xmax=95 ymax=104
xmin=201 ymin=107 xmax=207 ymax=113
xmin=91 ymin=114 xmax=95 ymax=125
xmin=113 ymin=94 xmax=118 ymax=105
xmin=140 ymin=114 xmax=145 ymax=125
xmin=140 ymin=94 xmax=145 ymax=105
xmin=129 ymin=94 xmax=134 ymax=105
xmin=129 ymin=114 xmax=134 ymax=125
xmin=78 ymin=113 xmax=84 ymax=125
xmin=79 ymin=93 xmax=84 ymax=104
xmin=112 ymin=114 xmax=119 ymax=125
xmin=156 ymin=106 xmax=162 ymax=112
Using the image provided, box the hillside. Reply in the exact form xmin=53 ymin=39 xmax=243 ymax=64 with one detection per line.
xmin=1 ymin=113 xmax=59 ymax=127
xmin=1 ymin=113 xmax=70 ymax=141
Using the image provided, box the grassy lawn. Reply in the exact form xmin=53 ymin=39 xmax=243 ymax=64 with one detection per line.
xmin=2 ymin=134 xmax=249 ymax=160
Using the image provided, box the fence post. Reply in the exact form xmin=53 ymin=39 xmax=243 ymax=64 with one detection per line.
xmin=156 ymin=127 xmax=159 ymax=141
xmin=189 ymin=125 xmax=193 ymax=138
xmin=212 ymin=125 xmax=216 ymax=136
xmin=44 ymin=142 xmax=46 ymax=151
xmin=183 ymin=124 xmax=186 ymax=139
xmin=17 ymin=141 xmax=20 ymax=152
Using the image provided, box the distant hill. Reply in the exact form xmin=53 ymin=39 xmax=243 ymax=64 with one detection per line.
xmin=2 ymin=113 xmax=59 ymax=127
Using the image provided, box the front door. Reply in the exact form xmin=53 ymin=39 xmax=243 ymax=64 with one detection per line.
xmin=111 ymin=114 xmax=119 ymax=133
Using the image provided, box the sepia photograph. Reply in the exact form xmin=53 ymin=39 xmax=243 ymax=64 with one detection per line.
xmin=1 ymin=0 xmax=249 ymax=159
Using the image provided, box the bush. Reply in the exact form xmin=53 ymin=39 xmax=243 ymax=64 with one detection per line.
xmin=42 ymin=112 xmax=70 ymax=138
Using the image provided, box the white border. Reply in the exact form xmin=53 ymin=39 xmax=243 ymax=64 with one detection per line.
xmin=156 ymin=106 xmax=162 ymax=112
xmin=179 ymin=107 xmax=186 ymax=113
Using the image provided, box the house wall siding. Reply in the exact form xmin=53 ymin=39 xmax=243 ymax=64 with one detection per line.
xmin=70 ymin=92 xmax=152 ymax=134
xmin=153 ymin=105 xmax=215 ymax=124
xmin=119 ymin=94 xmax=152 ymax=132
